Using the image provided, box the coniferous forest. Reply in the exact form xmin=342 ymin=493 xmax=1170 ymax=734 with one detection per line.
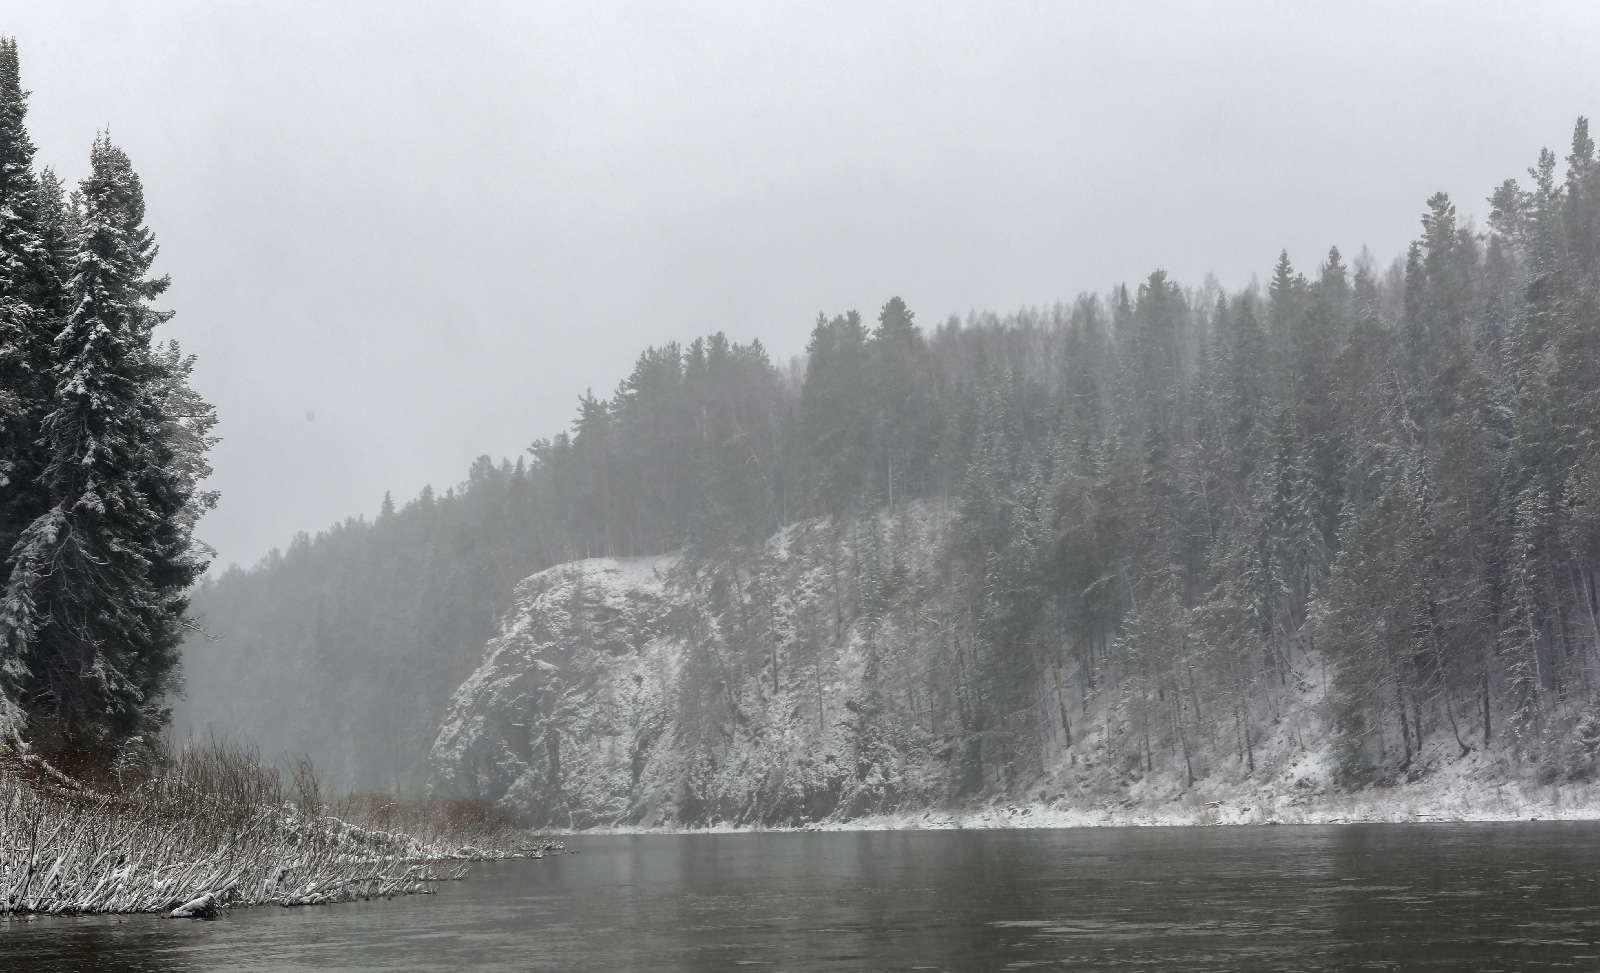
xmin=180 ymin=117 xmax=1600 ymax=824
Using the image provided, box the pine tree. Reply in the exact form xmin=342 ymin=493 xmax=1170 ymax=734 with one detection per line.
xmin=1267 ymin=250 xmax=1307 ymax=381
xmin=1525 ymin=147 xmax=1565 ymax=276
xmin=1564 ymin=118 xmax=1598 ymax=277
xmin=1223 ymin=294 xmax=1268 ymax=466
xmin=0 ymin=38 xmax=63 ymax=613
xmin=0 ymin=39 xmax=70 ymax=733
xmin=2 ymin=135 xmax=213 ymax=759
xmin=795 ymin=311 xmax=871 ymax=512
xmin=868 ymin=297 xmax=935 ymax=502
xmin=1500 ymin=487 xmax=1550 ymax=749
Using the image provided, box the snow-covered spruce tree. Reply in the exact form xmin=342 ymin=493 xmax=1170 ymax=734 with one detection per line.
xmin=1 ymin=133 xmax=214 ymax=762
xmin=0 ymin=39 xmax=63 ymax=602
xmin=0 ymin=37 xmax=68 ymax=732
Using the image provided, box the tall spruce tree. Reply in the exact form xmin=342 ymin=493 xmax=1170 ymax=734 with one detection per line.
xmin=0 ymin=39 xmax=59 ymax=589
xmin=0 ymin=38 xmax=67 ymax=731
xmin=2 ymin=134 xmax=214 ymax=760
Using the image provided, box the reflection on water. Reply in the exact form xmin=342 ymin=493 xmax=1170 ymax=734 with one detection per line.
xmin=5 ymin=823 xmax=1600 ymax=971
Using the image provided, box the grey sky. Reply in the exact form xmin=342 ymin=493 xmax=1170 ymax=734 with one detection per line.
xmin=8 ymin=1 xmax=1600 ymax=569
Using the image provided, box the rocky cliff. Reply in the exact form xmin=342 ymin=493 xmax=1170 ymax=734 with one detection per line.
xmin=430 ymin=505 xmax=964 ymax=828
xmin=429 ymin=497 xmax=1597 ymax=830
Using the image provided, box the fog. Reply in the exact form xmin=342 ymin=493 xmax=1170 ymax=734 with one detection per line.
xmin=8 ymin=0 xmax=1600 ymax=569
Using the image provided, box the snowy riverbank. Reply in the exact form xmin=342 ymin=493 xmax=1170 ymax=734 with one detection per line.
xmin=562 ymin=745 xmax=1600 ymax=835
xmin=564 ymin=791 xmax=1600 ymax=836
xmin=0 ymin=738 xmax=555 ymax=917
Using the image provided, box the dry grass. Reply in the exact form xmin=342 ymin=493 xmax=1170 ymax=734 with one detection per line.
xmin=0 ymin=733 xmax=553 ymax=917
xmin=330 ymin=793 xmax=537 ymax=857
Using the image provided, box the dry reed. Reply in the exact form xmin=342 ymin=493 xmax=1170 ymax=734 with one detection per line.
xmin=0 ymin=733 xmax=552 ymax=917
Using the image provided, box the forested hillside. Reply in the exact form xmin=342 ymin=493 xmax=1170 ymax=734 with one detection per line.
xmin=184 ymin=120 xmax=1600 ymax=819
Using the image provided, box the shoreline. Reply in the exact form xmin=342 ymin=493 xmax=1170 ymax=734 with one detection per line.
xmin=557 ymin=777 xmax=1600 ymax=836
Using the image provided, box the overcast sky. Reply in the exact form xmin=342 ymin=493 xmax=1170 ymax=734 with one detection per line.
xmin=8 ymin=1 xmax=1600 ymax=569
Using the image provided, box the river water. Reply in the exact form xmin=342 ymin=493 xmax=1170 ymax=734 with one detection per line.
xmin=4 ymin=823 xmax=1600 ymax=971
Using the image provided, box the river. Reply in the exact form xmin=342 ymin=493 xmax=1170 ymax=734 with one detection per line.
xmin=4 ymin=823 xmax=1599 ymax=971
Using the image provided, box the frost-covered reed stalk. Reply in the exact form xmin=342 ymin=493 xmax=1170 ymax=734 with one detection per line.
xmin=0 ymin=736 xmax=547 ymax=916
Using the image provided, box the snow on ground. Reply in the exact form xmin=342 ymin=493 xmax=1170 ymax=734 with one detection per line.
xmin=568 ymin=764 xmax=1600 ymax=835
xmin=562 ymin=646 xmax=1600 ymax=834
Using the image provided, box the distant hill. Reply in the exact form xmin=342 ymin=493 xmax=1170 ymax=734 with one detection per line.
xmin=182 ymin=119 xmax=1600 ymax=821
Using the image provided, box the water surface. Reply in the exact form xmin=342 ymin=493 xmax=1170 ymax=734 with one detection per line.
xmin=5 ymin=823 xmax=1600 ymax=971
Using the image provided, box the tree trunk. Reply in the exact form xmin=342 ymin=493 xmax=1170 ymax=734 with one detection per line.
xmin=546 ymin=730 xmax=562 ymax=794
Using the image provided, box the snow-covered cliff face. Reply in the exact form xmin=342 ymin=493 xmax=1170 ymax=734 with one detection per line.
xmin=428 ymin=498 xmax=1590 ymax=830
xmin=430 ymin=505 xmax=960 ymax=828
